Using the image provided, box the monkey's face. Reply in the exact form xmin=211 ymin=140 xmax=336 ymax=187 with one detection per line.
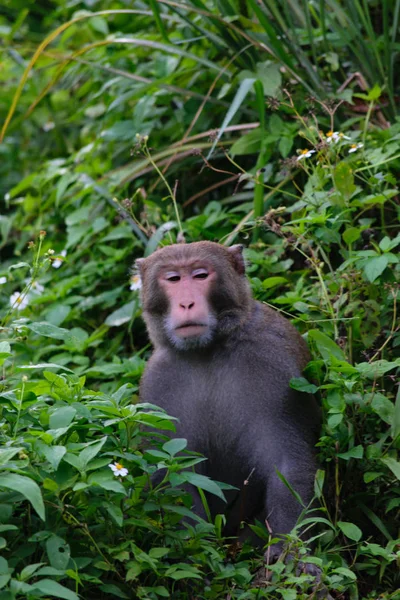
xmin=136 ymin=242 xmax=252 ymax=351
xmin=158 ymin=263 xmax=218 ymax=350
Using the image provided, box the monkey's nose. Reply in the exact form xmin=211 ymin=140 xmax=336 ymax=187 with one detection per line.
xmin=179 ymin=301 xmax=195 ymax=310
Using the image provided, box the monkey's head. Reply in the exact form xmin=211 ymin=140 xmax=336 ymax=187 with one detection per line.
xmin=135 ymin=241 xmax=252 ymax=351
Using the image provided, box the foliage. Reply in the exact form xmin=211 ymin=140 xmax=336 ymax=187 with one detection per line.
xmin=0 ymin=1 xmax=400 ymax=599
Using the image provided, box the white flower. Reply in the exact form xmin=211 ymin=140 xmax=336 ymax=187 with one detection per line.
xmin=43 ymin=121 xmax=55 ymax=132
xmin=109 ymin=462 xmax=128 ymax=477
xmin=10 ymin=291 xmax=29 ymax=311
xmin=52 ymin=249 xmax=67 ymax=269
xmin=326 ymin=131 xmax=339 ymax=143
xmin=129 ymin=274 xmax=142 ymax=291
xmin=297 ymin=149 xmax=316 ymax=161
xmin=326 ymin=131 xmax=351 ymax=144
xmin=30 ymin=280 xmax=45 ymax=295
xmin=348 ymin=143 xmax=363 ymax=154
xmin=0 ymin=276 xmax=7 ymax=285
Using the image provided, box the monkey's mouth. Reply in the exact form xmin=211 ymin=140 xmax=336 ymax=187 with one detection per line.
xmin=174 ymin=322 xmax=208 ymax=337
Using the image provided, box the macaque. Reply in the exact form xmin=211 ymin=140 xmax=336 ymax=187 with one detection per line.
xmin=136 ymin=241 xmax=321 ymax=560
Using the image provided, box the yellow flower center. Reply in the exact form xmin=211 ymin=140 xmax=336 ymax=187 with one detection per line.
xmin=327 ymin=131 xmax=334 ymax=137
xmin=16 ymin=296 xmax=23 ymax=304
xmin=350 ymin=144 xmax=357 ymax=149
xmin=115 ymin=463 xmax=123 ymax=470
xmin=301 ymin=149 xmax=309 ymax=155
xmin=131 ymin=275 xmax=140 ymax=283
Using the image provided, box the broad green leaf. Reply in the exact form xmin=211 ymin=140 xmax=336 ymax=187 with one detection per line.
xmin=277 ymin=589 xmax=297 ymax=600
xmin=167 ymin=569 xmax=202 ymax=581
xmin=183 ymin=472 xmax=226 ymax=501
xmin=230 ymin=128 xmax=262 ymax=156
xmin=256 ymin=62 xmax=282 ymax=97
xmin=49 ymin=406 xmax=76 ymax=429
xmin=46 ymin=535 xmax=71 ymax=569
xmin=332 ymin=567 xmax=357 ymax=580
xmin=338 ymin=521 xmax=362 ymax=541
xmin=379 ymin=234 xmax=400 ymax=252
xmin=338 ymin=445 xmax=363 ymax=460
xmin=0 ymin=473 xmax=45 ymax=520
xmin=0 ymin=447 xmax=23 ymax=465
xmin=381 ymin=457 xmax=400 ymax=480
xmin=289 ymin=377 xmax=318 ymax=394
xmin=19 ymin=562 xmax=45 ymax=581
xmin=308 ymin=330 xmax=346 ymax=361
xmin=262 ymin=276 xmax=288 ymax=289
xmin=356 ymin=359 xmax=400 ymax=379
xmin=333 ymin=162 xmax=356 ymax=202
xmin=105 ymin=300 xmax=136 ymax=327
xmin=342 ymin=227 xmax=361 ymax=245
xmin=38 ymin=444 xmax=66 ymax=471
xmin=79 ymin=436 xmax=107 ymax=469
xmin=370 ymin=393 xmax=394 ymax=425
xmin=363 ymin=255 xmax=389 ymax=282
xmin=27 ymin=322 xmax=69 ymax=340
xmin=162 ymin=438 xmax=187 ymax=456
xmin=31 ymin=579 xmax=78 ymax=600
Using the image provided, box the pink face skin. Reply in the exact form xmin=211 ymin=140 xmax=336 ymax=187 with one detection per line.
xmin=158 ymin=264 xmax=217 ymax=345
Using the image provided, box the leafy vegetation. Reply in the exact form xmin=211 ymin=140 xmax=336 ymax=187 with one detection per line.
xmin=0 ymin=1 xmax=399 ymax=598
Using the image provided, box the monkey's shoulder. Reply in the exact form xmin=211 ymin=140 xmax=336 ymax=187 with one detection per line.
xmin=242 ymin=302 xmax=310 ymax=366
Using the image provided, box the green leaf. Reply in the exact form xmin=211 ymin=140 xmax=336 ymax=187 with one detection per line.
xmin=27 ymin=322 xmax=69 ymax=340
xmin=46 ymin=535 xmax=71 ymax=569
xmin=262 ymin=276 xmax=288 ymax=290
xmin=256 ymin=62 xmax=282 ymax=97
xmin=343 ymin=227 xmax=361 ymax=245
xmin=356 ymin=359 xmax=400 ymax=379
xmin=49 ymin=406 xmax=76 ymax=429
xmin=162 ymin=438 xmax=187 ymax=456
xmin=379 ymin=234 xmax=400 ymax=252
xmin=0 ymin=447 xmax=23 ymax=465
xmin=79 ymin=436 xmax=107 ymax=469
xmin=332 ymin=567 xmax=357 ymax=581
xmin=370 ymin=393 xmax=394 ymax=425
xmin=19 ymin=562 xmax=45 ymax=581
xmin=338 ymin=521 xmax=362 ymax=541
xmin=338 ymin=445 xmax=363 ymax=460
xmin=393 ymin=385 xmax=400 ymax=440
xmin=31 ymin=579 xmax=79 ymax=600
xmin=333 ymin=162 xmax=356 ymax=202
xmin=363 ymin=255 xmax=389 ymax=282
xmin=37 ymin=443 xmax=66 ymax=471
xmin=0 ymin=473 xmax=45 ymax=520
xmin=183 ymin=472 xmax=226 ymax=501
xmin=230 ymin=128 xmax=262 ymax=156
xmin=144 ymin=222 xmax=177 ymax=257
xmin=207 ymin=77 xmax=255 ymax=159
xmin=289 ymin=377 xmax=318 ymax=394
xmin=167 ymin=569 xmax=202 ymax=581
xmin=105 ymin=301 xmax=136 ymax=327
xmin=381 ymin=457 xmax=400 ymax=480
xmin=308 ymin=330 xmax=346 ymax=361
xmin=277 ymin=589 xmax=297 ymax=600
xmin=314 ymin=469 xmax=325 ymax=499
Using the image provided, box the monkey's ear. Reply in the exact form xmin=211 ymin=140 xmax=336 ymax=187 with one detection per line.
xmin=135 ymin=258 xmax=146 ymax=278
xmin=227 ymin=244 xmax=246 ymax=275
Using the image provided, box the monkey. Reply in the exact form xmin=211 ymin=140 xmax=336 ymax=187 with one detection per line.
xmin=136 ymin=241 xmax=321 ymax=566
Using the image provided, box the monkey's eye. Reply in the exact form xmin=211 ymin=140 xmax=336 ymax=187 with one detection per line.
xmin=165 ymin=272 xmax=181 ymax=282
xmin=192 ymin=269 xmax=209 ymax=280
